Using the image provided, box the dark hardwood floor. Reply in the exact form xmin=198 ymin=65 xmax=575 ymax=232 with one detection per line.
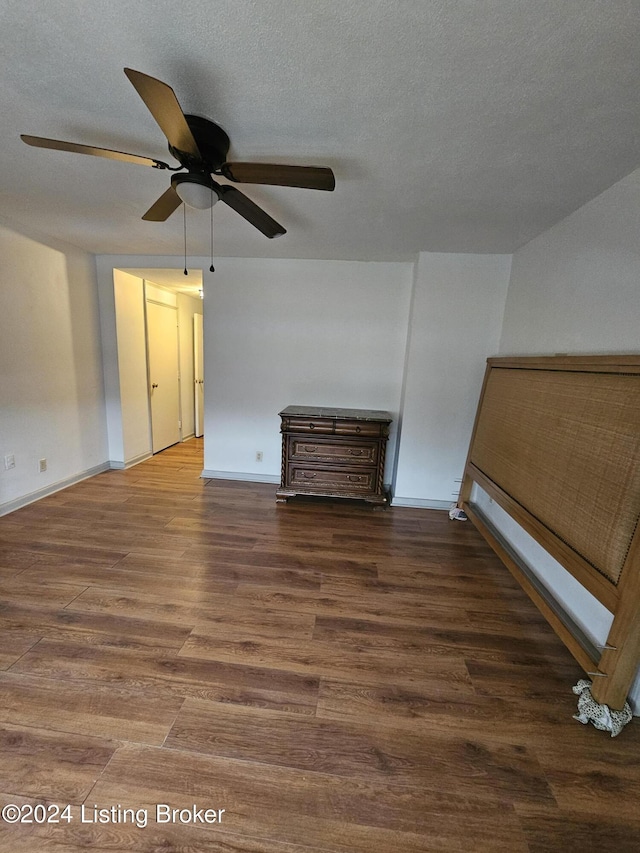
xmin=1 ymin=438 xmax=639 ymax=852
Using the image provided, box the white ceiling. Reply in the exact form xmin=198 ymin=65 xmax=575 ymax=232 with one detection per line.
xmin=1 ymin=1 xmax=639 ymax=261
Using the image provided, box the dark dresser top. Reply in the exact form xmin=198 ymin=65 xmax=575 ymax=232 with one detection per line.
xmin=279 ymin=405 xmax=392 ymax=422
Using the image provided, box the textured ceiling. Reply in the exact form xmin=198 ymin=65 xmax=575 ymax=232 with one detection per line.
xmin=1 ymin=0 xmax=639 ymax=261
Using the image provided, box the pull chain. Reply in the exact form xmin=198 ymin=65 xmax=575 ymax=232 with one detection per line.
xmin=183 ymin=203 xmax=188 ymax=276
xmin=209 ymin=190 xmax=215 ymax=273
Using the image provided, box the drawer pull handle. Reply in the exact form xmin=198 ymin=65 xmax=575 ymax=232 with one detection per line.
xmin=356 ymin=426 xmax=361 ymax=433
xmin=303 ymin=472 xmax=317 ymax=479
xmin=349 ymin=449 xmax=364 ymax=456
xmin=348 ymin=475 xmax=364 ymax=482
xmin=304 ymin=446 xmax=317 ymax=452
xmin=309 ymin=423 xmax=315 ymax=430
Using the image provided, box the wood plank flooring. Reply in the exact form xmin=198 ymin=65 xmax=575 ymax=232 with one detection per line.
xmin=1 ymin=438 xmax=639 ymax=852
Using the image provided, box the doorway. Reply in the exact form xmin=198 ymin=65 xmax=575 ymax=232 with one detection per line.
xmin=107 ymin=267 xmax=204 ymax=467
xmin=146 ymin=300 xmax=181 ymax=453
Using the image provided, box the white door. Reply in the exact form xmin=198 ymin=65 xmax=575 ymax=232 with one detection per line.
xmin=194 ymin=313 xmax=204 ymax=438
xmin=147 ymin=301 xmax=180 ymax=453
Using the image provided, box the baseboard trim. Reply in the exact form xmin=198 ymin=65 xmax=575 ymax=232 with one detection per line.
xmin=201 ymin=469 xmax=280 ymax=485
xmin=109 ymin=451 xmax=152 ymax=470
xmin=0 ymin=462 xmax=111 ymax=517
xmin=391 ymin=496 xmax=451 ymax=510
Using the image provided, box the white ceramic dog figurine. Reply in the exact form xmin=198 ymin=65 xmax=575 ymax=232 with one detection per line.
xmin=572 ymin=678 xmax=632 ymax=737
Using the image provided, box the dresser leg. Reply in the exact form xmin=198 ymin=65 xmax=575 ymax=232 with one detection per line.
xmin=364 ymin=491 xmax=390 ymax=509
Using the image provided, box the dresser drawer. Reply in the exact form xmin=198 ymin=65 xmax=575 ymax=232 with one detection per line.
xmin=284 ymin=417 xmax=334 ymax=434
xmin=287 ymin=465 xmax=376 ymax=493
xmin=333 ymin=420 xmax=386 ymax=437
xmin=288 ymin=436 xmax=379 ymax=466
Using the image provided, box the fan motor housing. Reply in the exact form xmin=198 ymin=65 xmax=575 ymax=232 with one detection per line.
xmin=169 ymin=115 xmax=230 ymax=172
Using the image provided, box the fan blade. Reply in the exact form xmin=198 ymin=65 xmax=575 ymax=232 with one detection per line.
xmin=124 ymin=68 xmax=201 ymax=159
xmin=218 ymin=186 xmax=286 ymax=238
xmin=141 ymin=187 xmax=182 ymax=221
xmin=20 ymin=134 xmax=171 ymax=169
xmin=221 ymin=162 xmax=335 ymax=191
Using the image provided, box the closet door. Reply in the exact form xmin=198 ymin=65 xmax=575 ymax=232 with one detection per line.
xmin=147 ymin=301 xmax=180 ymax=453
xmin=194 ymin=313 xmax=204 ymax=438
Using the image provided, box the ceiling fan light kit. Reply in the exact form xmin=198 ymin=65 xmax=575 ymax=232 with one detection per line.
xmin=172 ymin=173 xmax=219 ymax=210
xmin=21 ymin=67 xmax=335 ymax=240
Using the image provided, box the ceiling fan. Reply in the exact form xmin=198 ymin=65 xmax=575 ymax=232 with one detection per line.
xmin=21 ymin=68 xmax=335 ymax=239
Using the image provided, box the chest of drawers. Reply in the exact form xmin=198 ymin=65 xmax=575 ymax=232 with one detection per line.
xmin=276 ymin=406 xmax=392 ymax=507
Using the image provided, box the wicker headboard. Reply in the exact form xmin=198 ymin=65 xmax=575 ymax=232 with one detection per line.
xmin=459 ymin=355 xmax=640 ymax=711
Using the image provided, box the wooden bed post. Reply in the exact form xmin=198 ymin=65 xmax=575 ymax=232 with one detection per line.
xmin=593 ymin=530 xmax=640 ymax=710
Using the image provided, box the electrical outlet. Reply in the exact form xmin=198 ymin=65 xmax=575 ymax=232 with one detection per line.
xmin=4 ymin=454 xmax=15 ymax=470
xmin=39 ymin=458 xmax=47 ymax=473
xmin=255 ymin=451 xmax=263 ymax=463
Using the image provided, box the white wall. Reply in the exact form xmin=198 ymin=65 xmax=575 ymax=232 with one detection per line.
xmin=113 ymin=270 xmax=151 ymax=464
xmin=202 ymin=257 xmax=413 ymax=482
xmin=0 ymin=223 xmax=108 ymax=513
xmin=393 ymin=252 xmax=512 ymax=507
xmin=501 ymin=167 xmax=640 ymax=355
xmin=494 ymin=166 xmax=640 ymax=711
